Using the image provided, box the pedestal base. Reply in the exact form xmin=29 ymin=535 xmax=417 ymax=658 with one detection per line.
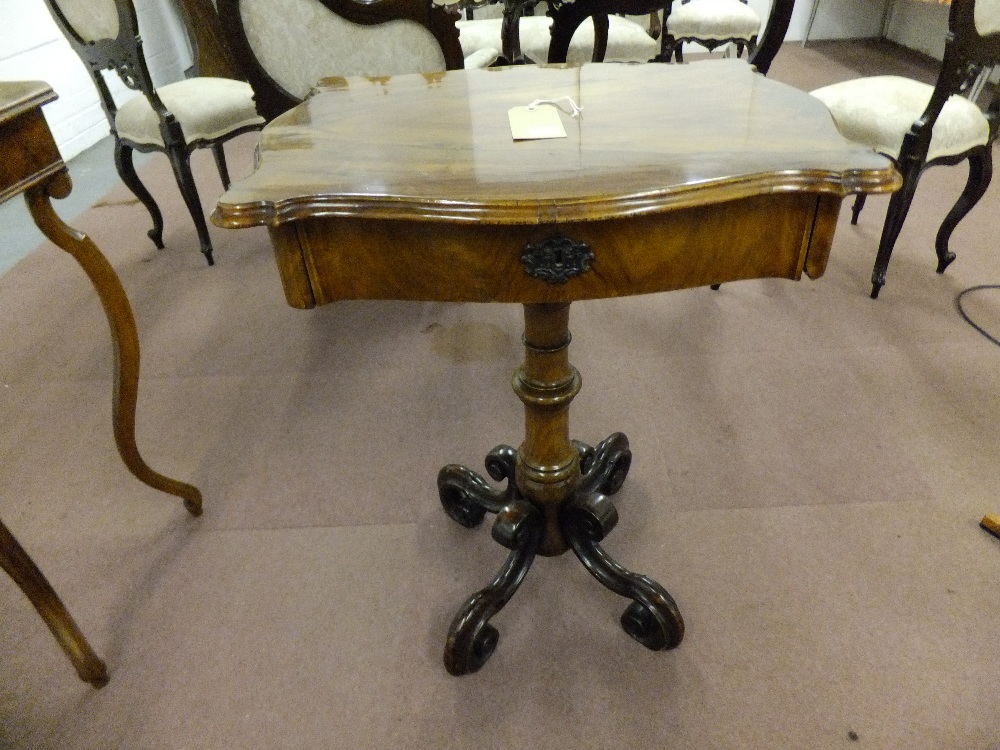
xmin=438 ymin=432 xmax=684 ymax=676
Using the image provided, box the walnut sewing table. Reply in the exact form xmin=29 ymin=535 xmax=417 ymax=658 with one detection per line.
xmin=0 ymin=81 xmax=201 ymax=686
xmin=213 ymin=61 xmax=899 ymax=676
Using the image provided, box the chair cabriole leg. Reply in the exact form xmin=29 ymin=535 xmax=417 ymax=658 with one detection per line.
xmin=114 ymin=140 xmax=164 ymax=250
xmin=212 ymin=142 xmax=231 ymax=190
xmin=850 ymin=193 xmax=866 ymax=225
xmin=870 ymin=160 xmax=922 ymax=299
xmin=935 ymin=147 xmax=993 ymax=274
xmin=165 ymin=145 xmax=215 ymax=265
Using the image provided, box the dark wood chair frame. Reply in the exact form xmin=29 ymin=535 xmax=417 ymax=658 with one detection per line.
xmin=542 ymin=0 xmax=650 ymax=64
xmin=850 ymin=0 xmax=1000 ymax=298
xmin=480 ymin=0 xmax=615 ymax=66
xmin=746 ymin=0 xmax=793 ymax=75
xmin=42 ymin=0 xmax=264 ymax=265
xmin=218 ymin=0 xmax=467 ymax=121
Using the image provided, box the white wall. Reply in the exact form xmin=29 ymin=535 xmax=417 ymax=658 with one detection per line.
xmin=885 ymin=0 xmax=950 ymax=59
xmin=792 ymin=0 xmax=896 ymax=41
xmin=789 ymin=0 xmax=951 ymax=57
xmin=0 ymin=0 xmax=193 ymax=160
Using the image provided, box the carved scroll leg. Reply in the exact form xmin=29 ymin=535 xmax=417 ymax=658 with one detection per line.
xmin=25 ymin=181 xmax=203 ymax=516
xmin=438 ymin=445 xmax=518 ymax=528
xmin=563 ymin=495 xmax=684 ymax=650
xmin=576 ymin=432 xmax=631 ymax=498
xmin=444 ymin=500 xmax=543 ymax=675
xmin=0 ymin=518 xmax=109 ymax=687
xmin=563 ymin=433 xmax=684 ymax=651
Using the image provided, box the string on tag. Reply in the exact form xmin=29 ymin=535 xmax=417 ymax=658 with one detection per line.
xmin=527 ymin=96 xmax=583 ymax=119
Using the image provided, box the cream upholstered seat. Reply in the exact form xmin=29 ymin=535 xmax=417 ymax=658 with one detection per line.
xmin=114 ymin=78 xmax=263 ymax=147
xmin=220 ymin=0 xmax=496 ymax=121
xmin=457 ymin=13 xmax=658 ymax=64
xmin=41 ymin=0 xmax=265 ymax=265
xmin=660 ymin=0 xmax=761 ymax=62
xmin=811 ymin=76 xmax=990 ymax=163
xmin=808 ymin=0 xmax=1000 ymax=298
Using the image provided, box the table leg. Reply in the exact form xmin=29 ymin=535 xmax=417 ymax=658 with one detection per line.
xmin=438 ymin=302 xmax=683 ymax=675
xmin=0 ymin=518 xmax=109 ymax=687
xmin=25 ymin=179 xmax=202 ymax=515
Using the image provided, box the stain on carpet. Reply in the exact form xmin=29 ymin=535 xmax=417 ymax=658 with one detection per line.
xmin=92 ymin=197 xmax=140 ymax=208
xmin=425 ymin=321 xmax=514 ymax=364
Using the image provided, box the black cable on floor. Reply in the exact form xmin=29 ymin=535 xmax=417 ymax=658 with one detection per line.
xmin=955 ymin=284 xmax=1000 ymax=347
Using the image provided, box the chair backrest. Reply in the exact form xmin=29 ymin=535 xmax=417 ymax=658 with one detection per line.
xmin=915 ymin=0 xmax=1000 ymax=148
xmin=41 ymin=0 xmax=167 ymax=127
xmin=217 ymin=0 xmax=466 ymax=120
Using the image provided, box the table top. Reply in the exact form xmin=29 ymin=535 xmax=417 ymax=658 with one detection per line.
xmin=0 ymin=81 xmax=55 ymax=124
xmin=214 ymin=61 xmax=898 ymax=229
xmin=1 ymin=81 xmax=64 ymax=205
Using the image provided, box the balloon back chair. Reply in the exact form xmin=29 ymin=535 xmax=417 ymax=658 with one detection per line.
xmin=811 ymin=0 xmax=1000 ymax=298
xmin=41 ymin=0 xmax=265 ymax=265
xmin=218 ymin=0 xmax=499 ymax=122
xmin=657 ymin=0 xmax=762 ymax=62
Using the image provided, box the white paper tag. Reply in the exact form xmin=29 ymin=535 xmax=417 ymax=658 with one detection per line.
xmin=508 ymin=105 xmax=567 ymax=141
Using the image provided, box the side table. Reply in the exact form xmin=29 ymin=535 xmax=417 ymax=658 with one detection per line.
xmin=214 ymin=62 xmax=900 ymax=675
xmin=0 ymin=81 xmax=202 ymax=686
